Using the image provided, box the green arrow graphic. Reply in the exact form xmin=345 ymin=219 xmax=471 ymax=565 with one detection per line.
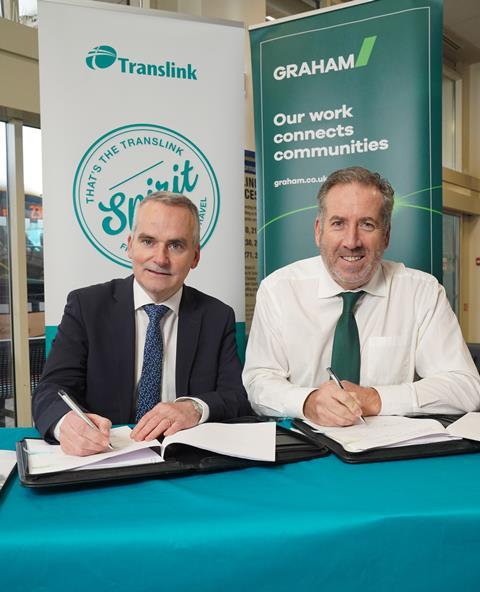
xmin=355 ymin=36 xmax=377 ymax=67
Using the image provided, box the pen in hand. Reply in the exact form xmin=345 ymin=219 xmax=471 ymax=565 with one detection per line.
xmin=326 ymin=367 xmax=367 ymax=425
xmin=58 ymin=390 xmax=114 ymax=450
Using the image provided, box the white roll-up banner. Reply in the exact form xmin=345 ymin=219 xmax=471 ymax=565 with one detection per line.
xmin=38 ymin=0 xmax=245 ymax=352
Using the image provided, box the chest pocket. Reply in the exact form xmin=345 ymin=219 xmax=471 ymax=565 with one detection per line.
xmin=365 ymin=336 xmax=411 ymax=385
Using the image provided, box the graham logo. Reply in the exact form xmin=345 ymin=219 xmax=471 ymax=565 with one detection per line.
xmin=273 ymin=36 xmax=377 ymax=80
xmin=86 ymin=45 xmax=117 ymax=70
xmin=73 ymin=124 xmax=219 ymax=268
xmin=85 ymin=45 xmax=198 ymax=81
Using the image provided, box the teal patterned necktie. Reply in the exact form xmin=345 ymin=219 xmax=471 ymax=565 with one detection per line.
xmin=330 ymin=291 xmax=364 ymax=384
xmin=136 ymin=304 xmax=170 ymax=422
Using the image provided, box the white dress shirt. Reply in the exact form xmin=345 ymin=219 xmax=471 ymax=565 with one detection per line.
xmin=132 ymin=280 xmax=209 ymax=419
xmin=243 ymin=256 xmax=480 ymax=419
xmin=133 ymin=279 xmax=181 ymax=403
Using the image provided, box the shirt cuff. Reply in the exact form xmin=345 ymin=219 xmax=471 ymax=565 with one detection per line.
xmin=176 ymin=396 xmax=209 ymax=423
xmin=295 ymin=388 xmax=318 ymax=419
xmin=250 ymin=386 xmax=315 ymax=420
xmin=53 ymin=414 xmax=67 ymax=442
xmin=374 ymin=384 xmax=416 ymax=416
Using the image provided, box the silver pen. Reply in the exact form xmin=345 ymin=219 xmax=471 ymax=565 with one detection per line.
xmin=326 ymin=367 xmax=366 ymax=425
xmin=58 ymin=390 xmax=114 ymax=450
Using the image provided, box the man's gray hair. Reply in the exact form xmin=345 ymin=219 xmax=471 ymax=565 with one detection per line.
xmin=317 ymin=166 xmax=395 ymax=232
xmin=133 ymin=191 xmax=200 ymax=245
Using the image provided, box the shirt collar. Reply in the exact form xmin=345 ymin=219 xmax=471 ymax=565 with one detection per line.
xmin=316 ymin=256 xmax=387 ymax=299
xmin=133 ymin=279 xmax=183 ymax=316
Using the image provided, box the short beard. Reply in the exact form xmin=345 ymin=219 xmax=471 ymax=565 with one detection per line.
xmin=320 ymin=246 xmax=385 ymax=289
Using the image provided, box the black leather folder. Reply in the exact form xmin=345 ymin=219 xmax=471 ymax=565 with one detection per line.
xmin=16 ymin=419 xmax=329 ymax=488
xmin=292 ymin=414 xmax=480 ymax=463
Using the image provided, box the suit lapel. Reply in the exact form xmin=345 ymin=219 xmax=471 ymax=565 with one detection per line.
xmin=111 ymin=275 xmax=136 ymax=420
xmin=176 ymin=286 xmax=202 ymax=395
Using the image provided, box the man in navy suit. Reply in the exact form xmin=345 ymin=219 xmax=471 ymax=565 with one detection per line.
xmin=33 ymin=192 xmax=250 ymax=455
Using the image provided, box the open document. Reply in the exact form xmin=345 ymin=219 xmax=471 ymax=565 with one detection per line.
xmin=303 ymin=416 xmax=464 ymax=453
xmin=445 ymin=412 xmax=480 ymax=442
xmin=0 ymin=450 xmax=17 ymax=490
xmin=24 ymin=422 xmax=276 ymax=475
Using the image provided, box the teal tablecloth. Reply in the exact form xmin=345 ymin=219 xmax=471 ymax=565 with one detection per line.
xmin=1 ymin=427 xmax=479 ymax=592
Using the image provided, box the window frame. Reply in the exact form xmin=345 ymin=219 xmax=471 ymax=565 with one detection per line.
xmin=442 ymin=65 xmax=463 ymax=172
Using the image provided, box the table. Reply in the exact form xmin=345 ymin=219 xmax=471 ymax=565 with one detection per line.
xmin=1 ymin=427 xmax=479 ymax=592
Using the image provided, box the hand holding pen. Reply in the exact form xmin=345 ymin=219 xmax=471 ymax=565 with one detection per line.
xmin=326 ymin=368 xmax=367 ymax=424
xmin=57 ymin=390 xmax=113 ymax=456
xmin=303 ymin=372 xmax=367 ymax=427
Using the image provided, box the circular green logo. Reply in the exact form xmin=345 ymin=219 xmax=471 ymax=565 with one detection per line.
xmin=86 ymin=46 xmax=117 ymax=70
xmin=73 ymin=123 xmax=220 ymax=268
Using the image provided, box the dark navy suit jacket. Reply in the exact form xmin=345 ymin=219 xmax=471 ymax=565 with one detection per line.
xmin=32 ymin=276 xmax=251 ymax=439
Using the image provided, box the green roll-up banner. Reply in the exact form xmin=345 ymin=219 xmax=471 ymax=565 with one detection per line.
xmin=250 ymin=0 xmax=442 ymax=281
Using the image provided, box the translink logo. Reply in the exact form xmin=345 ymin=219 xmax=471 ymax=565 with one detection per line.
xmin=85 ymin=45 xmax=198 ymax=81
xmin=273 ymin=36 xmax=377 ymax=80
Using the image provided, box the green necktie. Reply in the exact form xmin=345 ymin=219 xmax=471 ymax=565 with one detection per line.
xmin=330 ymin=291 xmax=364 ymax=384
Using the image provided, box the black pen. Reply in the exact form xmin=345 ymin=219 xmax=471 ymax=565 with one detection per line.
xmin=326 ymin=367 xmax=367 ymax=425
xmin=58 ymin=390 xmax=114 ymax=450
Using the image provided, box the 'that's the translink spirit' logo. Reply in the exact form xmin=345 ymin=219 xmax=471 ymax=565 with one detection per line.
xmin=85 ymin=44 xmax=198 ymax=80
xmin=73 ymin=124 xmax=219 ymax=268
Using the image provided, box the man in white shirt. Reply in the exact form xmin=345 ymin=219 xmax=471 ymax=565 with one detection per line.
xmin=33 ymin=192 xmax=250 ymax=455
xmin=243 ymin=166 xmax=480 ymax=426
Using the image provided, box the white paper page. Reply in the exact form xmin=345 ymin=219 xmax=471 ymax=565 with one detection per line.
xmin=162 ymin=421 xmax=276 ymax=462
xmin=447 ymin=412 xmax=480 ymax=442
xmin=304 ymin=416 xmax=458 ymax=453
xmin=26 ymin=426 xmax=160 ymax=475
xmin=386 ymin=432 xmax=461 ymax=448
xmin=75 ymin=447 xmax=163 ymax=471
xmin=0 ymin=450 xmax=17 ymax=489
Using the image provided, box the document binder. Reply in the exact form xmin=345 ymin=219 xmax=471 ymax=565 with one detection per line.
xmin=292 ymin=414 xmax=480 ymax=463
xmin=16 ymin=419 xmax=329 ymax=488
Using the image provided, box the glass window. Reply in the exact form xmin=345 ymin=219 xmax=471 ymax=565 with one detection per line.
xmin=442 ymin=212 xmax=460 ymax=317
xmin=19 ymin=0 xmax=38 ymax=27
xmin=442 ymin=73 xmax=462 ymax=171
xmin=23 ymin=125 xmax=45 ymax=393
xmin=0 ymin=122 xmax=15 ymax=426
